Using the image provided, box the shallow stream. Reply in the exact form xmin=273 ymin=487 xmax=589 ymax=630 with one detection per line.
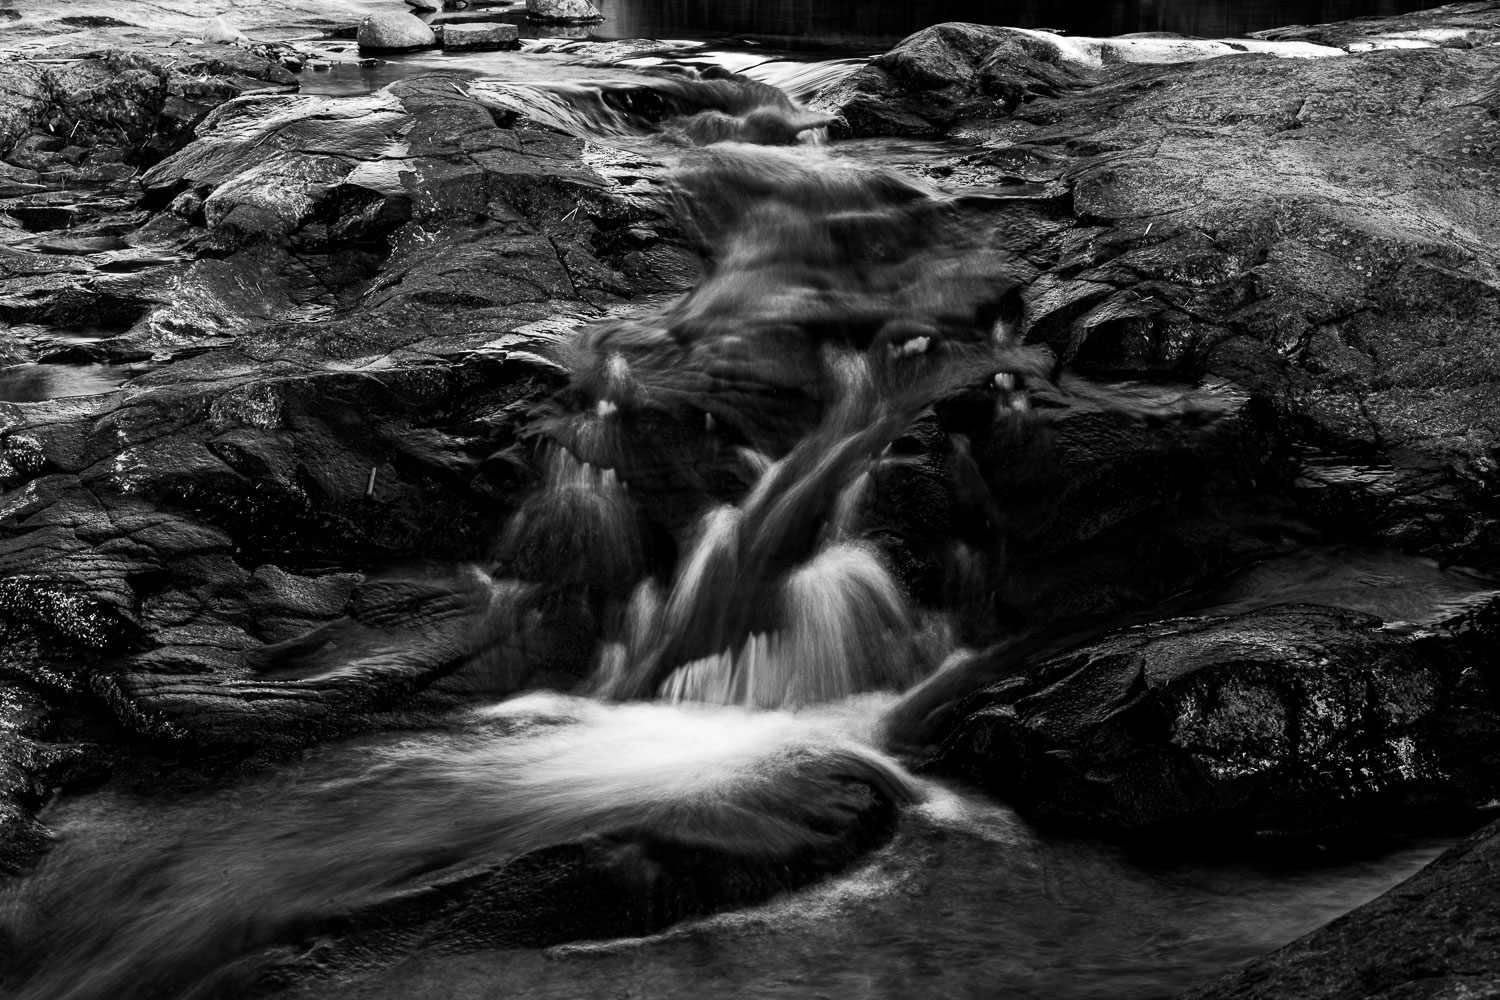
xmin=3 ymin=5 xmax=1494 ymax=998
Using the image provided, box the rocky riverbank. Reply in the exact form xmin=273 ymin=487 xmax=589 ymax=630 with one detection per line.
xmin=1 ymin=2 xmax=1499 ymax=997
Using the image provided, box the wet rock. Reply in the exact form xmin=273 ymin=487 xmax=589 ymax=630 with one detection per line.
xmin=526 ymin=0 xmax=604 ymax=24
xmin=0 ymin=47 xmax=298 ymax=173
xmin=815 ymin=14 xmax=1500 ymax=570
xmin=810 ymin=24 xmax=1088 ymax=137
xmin=0 ymin=345 xmax=569 ymax=759
xmin=0 ymin=72 xmax=687 ymax=355
xmin=1181 ymin=814 xmax=1500 ymax=1000
xmin=439 ymin=21 xmax=519 ymax=51
xmin=869 ymin=377 xmax=1291 ymax=640
xmin=931 ymin=599 xmax=1500 ymax=841
xmin=1251 ymin=3 xmax=1500 ymax=52
xmin=0 ymin=681 xmax=102 ymax=875
xmin=356 ymin=12 xmax=437 ymax=52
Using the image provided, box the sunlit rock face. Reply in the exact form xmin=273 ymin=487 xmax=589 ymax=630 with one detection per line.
xmin=355 ymin=11 xmax=436 ymax=52
xmin=526 ymin=0 xmax=605 ymax=24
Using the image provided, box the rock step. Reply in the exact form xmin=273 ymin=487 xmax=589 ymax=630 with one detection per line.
xmin=438 ymin=21 xmax=519 ymax=50
xmin=929 ymin=595 xmax=1500 ymax=842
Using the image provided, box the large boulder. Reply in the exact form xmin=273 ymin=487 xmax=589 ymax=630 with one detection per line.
xmin=18 ymin=75 xmax=693 ymax=353
xmin=439 ymin=21 xmax=519 ymax=50
xmin=526 ymin=0 xmax=603 ymax=24
xmin=356 ymin=11 xmax=436 ymax=52
xmin=931 ymin=599 xmax=1500 ymax=840
xmin=811 ymin=23 xmax=1086 ymax=137
xmin=0 ymin=46 xmax=297 ymax=168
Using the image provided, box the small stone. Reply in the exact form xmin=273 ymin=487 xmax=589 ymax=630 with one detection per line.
xmin=439 ymin=22 xmax=519 ymax=50
xmin=356 ymin=11 xmax=437 ymax=52
xmin=525 ymin=0 xmax=603 ymax=24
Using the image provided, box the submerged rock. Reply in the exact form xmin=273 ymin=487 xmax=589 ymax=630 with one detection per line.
xmin=931 ymin=599 xmax=1500 ymax=840
xmin=356 ymin=11 xmax=437 ymax=52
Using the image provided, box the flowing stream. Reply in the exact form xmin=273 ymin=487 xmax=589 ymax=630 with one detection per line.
xmin=2 ymin=19 xmax=1494 ymax=1000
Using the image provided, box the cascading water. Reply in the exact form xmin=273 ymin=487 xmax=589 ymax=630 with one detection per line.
xmin=1 ymin=88 xmax=1034 ymax=1000
xmin=0 ymin=48 xmax=1475 ymax=1000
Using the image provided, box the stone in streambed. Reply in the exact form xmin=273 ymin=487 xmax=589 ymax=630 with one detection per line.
xmin=525 ymin=0 xmax=603 ymax=24
xmin=356 ymin=11 xmax=436 ymax=52
xmin=439 ymin=21 xmax=518 ymax=51
xmin=930 ymin=598 xmax=1500 ymax=842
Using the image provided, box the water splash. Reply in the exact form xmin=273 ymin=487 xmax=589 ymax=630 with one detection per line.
xmin=0 ymin=694 xmax=916 ymax=1000
xmin=471 ymin=68 xmax=834 ymax=146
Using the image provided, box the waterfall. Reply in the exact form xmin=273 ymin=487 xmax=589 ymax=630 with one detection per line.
xmin=0 ymin=69 xmax=1050 ymax=1000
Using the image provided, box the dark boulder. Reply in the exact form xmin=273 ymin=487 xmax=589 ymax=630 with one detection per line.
xmin=811 ymin=23 xmax=1086 ymax=137
xmin=0 ymin=349 xmax=566 ymax=756
xmin=868 ymin=377 xmax=1291 ymax=641
xmin=931 ymin=599 xmax=1500 ymax=841
xmin=355 ymin=12 xmax=436 ymax=52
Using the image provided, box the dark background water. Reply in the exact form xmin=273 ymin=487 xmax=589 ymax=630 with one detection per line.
xmin=586 ymin=0 xmax=1437 ymax=47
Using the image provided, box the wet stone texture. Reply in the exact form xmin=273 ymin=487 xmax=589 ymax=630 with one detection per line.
xmin=931 ymin=600 xmax=1500 ymax=840
xmin=813 ymin=4 xmax=1500 ymax=569
xmin=0 ymin=39 xmax=695 ymax=874
xmin=0 ymin=3 xmax=1499 ymax=994
xmin=837 ymin=11 xmax=1500 ymax=991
